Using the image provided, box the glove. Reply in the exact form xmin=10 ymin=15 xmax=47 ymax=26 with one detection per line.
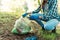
xmin=29 ymin=13 xmax=43 ymax=20
xmin=22 ymin=13 xmax=28 ymax=17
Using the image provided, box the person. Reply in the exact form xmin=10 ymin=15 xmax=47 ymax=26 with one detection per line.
xmin=22 ymin=0 xmax=59 ymax=33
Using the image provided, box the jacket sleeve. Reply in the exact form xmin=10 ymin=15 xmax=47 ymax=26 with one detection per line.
xmin=32 ymin=5 xmax=41 ymax=13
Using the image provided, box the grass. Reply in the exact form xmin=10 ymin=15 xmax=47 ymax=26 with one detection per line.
xmin=37 ymin=29 xmax=57 ymax=40
xmin=0 ymin=0 xmax=60 ymax=40
xmin=0 ymin=12 xmax=19 ymax=34
xmin=40 ymin=30 xmax=56 ymax=40
xmin=0 ymin=12 xmax=60 ymax=40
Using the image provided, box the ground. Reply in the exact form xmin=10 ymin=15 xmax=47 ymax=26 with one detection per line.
xmin=0 ymin=12 xmax=60 ymax=40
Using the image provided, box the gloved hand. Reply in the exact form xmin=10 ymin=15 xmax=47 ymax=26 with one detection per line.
xmin=22 ymin=13 xmax=28 ymax=17
xmin=22 ymin=12 xmax=32 ymax=18
xmin=29 ymin=13 xmax=43 ymax=20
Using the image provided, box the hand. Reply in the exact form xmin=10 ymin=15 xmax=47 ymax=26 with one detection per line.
xmin=29 ymin=14 xmax=43 ymax=20
xmin=29 ymin=14 xmax=39 ymax=20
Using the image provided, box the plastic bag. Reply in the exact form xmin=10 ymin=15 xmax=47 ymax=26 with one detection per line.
xmin=11 ymin=16 xmax=32 ymax=34
xmin=11 ymin=12 xmax=41 ymax=34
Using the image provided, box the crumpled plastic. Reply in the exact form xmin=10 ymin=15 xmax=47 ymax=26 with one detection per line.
xmin=11 ymin=16 xmax=40 ymax=34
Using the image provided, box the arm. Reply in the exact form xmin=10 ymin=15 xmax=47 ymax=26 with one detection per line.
xmin=22 ymin=5 xmax=41 ymax=17
xmin=32 ymin=5 xmax=41 ymax=13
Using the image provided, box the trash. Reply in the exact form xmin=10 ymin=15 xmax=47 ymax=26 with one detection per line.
xmin=11 ymin=16 xmax=31 ymax=34
xmin=25 ymin=36 xmax=37 ymax=40
xmin=11 ymin=15 xmax=40 ymax=34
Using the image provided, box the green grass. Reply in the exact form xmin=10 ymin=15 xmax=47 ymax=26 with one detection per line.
xmin=37 ymin=29 xmax=56 ymax=40
xmin=40 ymin=31 xmax=56 ymax=40
xmin=0 ymin=12 xmax=60 ymax=40
xmin=0 ymin=12 xmax=19 ymax=34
